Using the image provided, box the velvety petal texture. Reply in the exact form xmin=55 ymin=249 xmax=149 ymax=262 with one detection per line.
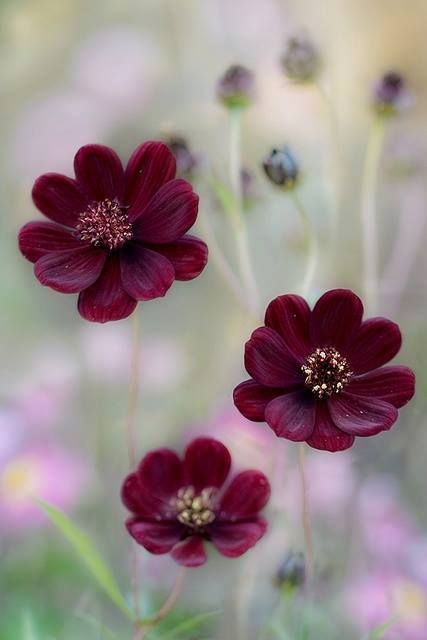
xmin=234 ymin=289 xmax=415 ymax=452
xmin=19 ymin=140 xmax=207 ymax=323
xmin=121 ymin=438 xmax=270 ymax=568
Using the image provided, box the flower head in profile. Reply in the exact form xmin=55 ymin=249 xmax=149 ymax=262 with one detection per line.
xmin=19 ymin=142 xmax=208 ymax=322
xmin=234 ymin=289 xmax=415 ymax=452
xmin=122 ymin=437 xmax=270 ymax=567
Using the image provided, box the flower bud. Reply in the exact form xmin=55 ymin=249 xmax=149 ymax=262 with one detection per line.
xmin=217 ymin=64 xmax=255 ymax=109
xmin=281 ymin=33 xmax=320 ymax=83
xmin=373 ymin=71 xmax=412 ymax=116
xmin=166 ymin=135 xmax=198 ymax=177
xmin=275 ymin=551 xmax=306 ymax=589
xmin=262 ymin=147 xmax=299 ymax=190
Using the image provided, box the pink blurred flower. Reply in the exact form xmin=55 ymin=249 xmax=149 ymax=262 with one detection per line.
xmin=358 ymin=476 xmax=417 ymax=562
xmin=0 ymin=446 xmax=87 ymax=532
xmin=346 ymin=571 xmax=427 ymax=640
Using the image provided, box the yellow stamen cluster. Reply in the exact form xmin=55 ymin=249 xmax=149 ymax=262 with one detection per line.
xmin=173 ymin=486 xmax=216 ymax=529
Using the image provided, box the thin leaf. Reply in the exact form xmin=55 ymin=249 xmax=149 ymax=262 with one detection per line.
xmin=149 ymin=610 xmax=219 ymax=640
xmin=37 ymin=499 xmax=133 ymax=621
xmin=22 ymin=612 xmax=38 ymax=640
xmin=368 ymin=617 xmax=397 ymax=639
xmin=78 ymin=612 xmax=120 ymax=640
xmin=211 ymin=180 xmax=236 ymax=217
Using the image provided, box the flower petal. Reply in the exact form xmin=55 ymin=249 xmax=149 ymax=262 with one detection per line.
xmin=184 ymin=438 xmax=231 ymax=493
xmin=265 ymin=294 xmax=312 ymax=361
xmin=133 ymin=179 xmax=199 ymax=243
xmin=346 ymin=366 xmax=415 ymax=408
xmin=328 ymin=393 xmax=398 ymax=436
xmin=233 ymin=380 xmax=282 ymax=422
xmin=310 ymin=289 xmax=363 ymax=351
xmin=148 ymin=235 xmax=208 ymax=281
xmin=126 ymin=519 xmax=182 ymax=554
xmin=307 ymin=403 xmax=355 ymax=452
xmin=121 ymin=473 xmax=165 ymax=518
xmin=19 ymin=221 xmax=83 ymax=263
xmin=120 ymin=244 xmax=175 ymax=301
xmin=210 ymin=520 xmax=267 ymax=558
xmin=347 ymin=318 xmax=402 ymax=374
xmin=137 ymin=448 xmax=184 ymax=500
xmin=77 ymin=255 xmax=137 ymax=323
xmin=244 ymin=327 xmax=302 ymax=388
xmin=74 ymin=144 xmax=125 ymax=202
xmin=264 ymin=391 xmax=316 ymax=441
xmin=34 ymin=247 xmax=106 ymax=293
xmin=32 ymin=173 xmax=89 ymax=227
xmin=125 ymin=141 xmax=176 ymax=217
xmin=171 ymin=536 xmax=207 ymax=567
xmin=218 ymin=471 xmax=270 ymax=520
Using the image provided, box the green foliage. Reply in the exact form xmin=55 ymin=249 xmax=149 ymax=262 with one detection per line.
xmin=37 ymin=500 xmax=133 ymax=622
xmin=368 ymin=618 xmax=397 ymax=639
xmin=146 ymin=610 xmax=219 ymax=639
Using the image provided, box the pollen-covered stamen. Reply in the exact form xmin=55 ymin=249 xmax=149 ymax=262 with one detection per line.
xmin=77 ymin=199 xmax=133 ymax=250
xmin=302 ymin=346 xmax=353 ymax=399
xmin=172 ymin=486 xmax=216 ymax=529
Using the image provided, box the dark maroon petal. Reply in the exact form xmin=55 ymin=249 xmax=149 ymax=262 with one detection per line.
xmin=184 ymin=438 xmax=231 ymax=493
xmin=347 ymin=366 xmax=415 ymax=408
xmin=347 ymin=318 xmax=402 ymax=374
xmin=307 ymin=403 xmax=355 ymax=452
xmin=77 ymin=255 xmax=137 ymax=323
xmin=32 ymin=173 xmax=89 ymax=227
xmin=120 ymin=244 xmax=175 ymax=301
xmin=18 ymin=221 xmax=83 ymax=263
xmin=121 ymin=473 xmax=167 ymax=518
xmin=34 ymin=247 xmax=106 ymax=293
xmin=132 ymin=179 xmax=199 ymax=243
xmin=210 ymin=520 xmax=267 ymax=558
xmin=148 ymin=235 xmax=208 ymax=281
xmin=310 ymin=289 xmax=363 ymax=351
xmin=233 ymin=380 xmax=282 ymax=422
xmin=126 ymin=518 xmax=182 ymax=554
xmin=125 ymin=141 xmax=176 ymax=217
xmin=328 ymin=393 xmax=398 ymax=436
xmin=74 ymin=144 xmax=125 ymax=202
xmin=265 ymin=294 xmax=312 ymax=361
xmin=244 ymin=327 xmax=302 ymax=388
xmin=264 ymin=391 xmax=316 ymax=441
xmin=171 ymin=536 xmax=207 ymax=567
xmin=218 ymin=471 xmax=270 ymax=520
xmin=137 ymin=448 xmax=184 ymax=500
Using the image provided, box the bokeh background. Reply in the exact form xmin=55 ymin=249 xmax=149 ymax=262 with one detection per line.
xmin=1 ymin=1 xmax=427 ymax=639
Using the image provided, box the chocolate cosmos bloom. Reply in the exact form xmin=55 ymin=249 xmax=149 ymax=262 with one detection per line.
xmin=18 ymin=142 xmax=208 ymax=322
xmin=122 ymin=437 xmax=270 ymax=567
xmin=233 ymin=289 xmax=415 ymax=452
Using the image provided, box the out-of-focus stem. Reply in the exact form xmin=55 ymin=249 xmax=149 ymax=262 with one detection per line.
xmin=228 ymin=107 xmax=260 ymax=316
xmin=360 ymin=117 xmax=386 ymax=314
xmin=298 ymin=443 xmax=313 ymax=580
xmin=290 ymin=190 xmax=319 ymax=298
xmin=135 ymin=568 xmax=187 ymax=639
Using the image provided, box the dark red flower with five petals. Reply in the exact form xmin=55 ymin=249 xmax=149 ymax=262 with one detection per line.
xmin=122 ymin=437 xmax=270 ymax=567
xmin=233 ymin=289 xmax=415 ymax=452
xmin=18 ymin=142 xmax=208 ymax=322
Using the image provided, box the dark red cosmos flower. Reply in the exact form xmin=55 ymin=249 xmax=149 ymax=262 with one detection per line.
xmin=122 ymin=437 xmax=270 ymax=567
xmin=233 ymin=289 xmax=415 ymax=452
xmin=18 ymin=142 xmax=208 ymax=322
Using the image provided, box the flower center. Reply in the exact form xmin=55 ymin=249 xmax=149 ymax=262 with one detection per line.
xmin=172 ymin=486 xmax=216 ymax=530
xmin=301 ymin=346 xmax=353 ymax=399
xmin=76 ymin=199 xmax=133 ymax=250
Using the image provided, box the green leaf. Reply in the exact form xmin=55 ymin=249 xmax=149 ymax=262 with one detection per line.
xmin=78 ymin=613 xmax=120 ymax=640
xmin=147 ymin=610 xmax=219 ymax=639
xmin=37 ymin=499 xmax=133 ymax=621
xmin=368 ymin=617 xmax=397 ymax=639
xmin=211 ymin=180 xmax=236 ymax=217
xmin=22 ymin=612 xmax=38 ymax=640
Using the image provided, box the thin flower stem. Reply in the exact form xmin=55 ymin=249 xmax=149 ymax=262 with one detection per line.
xmin=360 ymin=116 xmax=386 ymax=314
xmin=290 ymin=190 xmax=319 ymax=298
xmin=228 ymin=107 xmax=260 ymax=316
xmin=135 ymin=568 xmax=187 ymax=639
xmin=298 ymin=443 xmax=314 ymax=579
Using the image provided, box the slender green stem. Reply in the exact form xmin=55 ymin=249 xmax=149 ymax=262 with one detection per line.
xmin=228 ymin=107 xmax=260 ymax=316
xmin=290 ymin=190 xmax=319 ymax=298
xmin=135 ymin=568 xmax=187 ymax=639
xmin=360 ymin=117 xmax=386 ymax=314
